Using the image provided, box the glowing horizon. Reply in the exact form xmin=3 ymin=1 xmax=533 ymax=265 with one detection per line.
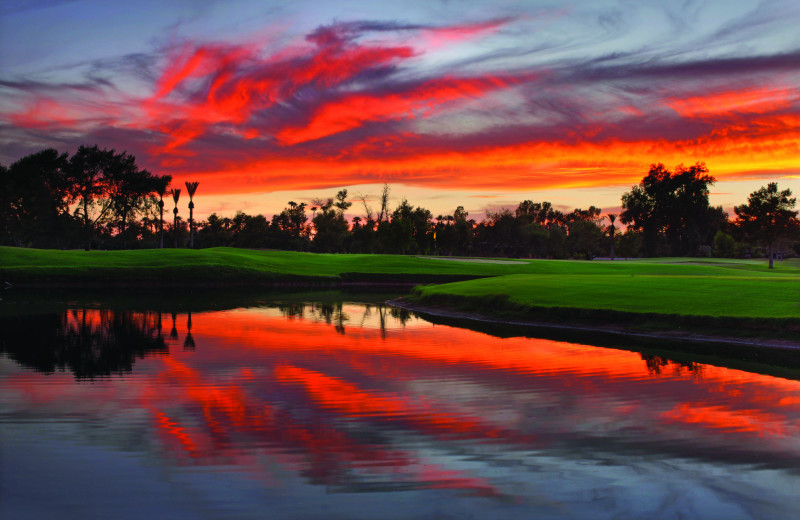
xmin=1 ymin=0 xmax=798 ymax=220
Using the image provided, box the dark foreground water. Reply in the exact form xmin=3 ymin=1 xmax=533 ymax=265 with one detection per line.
xmin=1 ymin=295 xmax=799 ymax=520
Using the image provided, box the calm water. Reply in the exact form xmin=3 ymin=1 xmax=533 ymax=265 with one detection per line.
xmin=1 ymin=295 xmax=799 ymax=520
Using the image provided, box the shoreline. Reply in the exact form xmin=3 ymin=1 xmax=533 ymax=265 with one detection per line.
xmin=387 ymin=298 xmax=800 ymax=351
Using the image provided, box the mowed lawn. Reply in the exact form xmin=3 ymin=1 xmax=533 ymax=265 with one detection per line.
xmin=1 ymin=246 xmax=798 ymax=319
xmin=412 ymin=273 xmax=800 ymax=318
xmin=3 ymin=246 xmax=798 ymax=278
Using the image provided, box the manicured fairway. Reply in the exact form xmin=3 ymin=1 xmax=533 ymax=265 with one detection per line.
xmin=411 ymin=273 xmax=800 ymax=319
xmin=2 ymin=246 xmax=798 ymax=279
xmin=2 ymin=247 xmax=798 ymax=322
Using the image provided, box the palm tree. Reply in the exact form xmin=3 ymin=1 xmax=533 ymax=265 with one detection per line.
xmin=185 ymin=181 xmax=199 ymax=248
xmin=156 ymin=181 xmax=170 ymax=248
xmin=172 ymin=188 xmax=181 ymax=248
xmin=607 ymin=213 xmax=617 ymax=260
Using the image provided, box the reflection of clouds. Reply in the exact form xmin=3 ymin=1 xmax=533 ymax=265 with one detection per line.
xmin=3 ymin=303 xmax=800 ymax=515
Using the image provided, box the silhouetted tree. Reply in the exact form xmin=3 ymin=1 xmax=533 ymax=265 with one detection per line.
xmin=196 ymin=212 xmax=230 ymax=247
xmin=2 ymin=149 xmax=72 ymax=247
xmin=334 ymin=189 xmax=351 ymax=215
xmin=312 ymin=198 xmax=349 ymax=253
xmin=267 ymin=201 xmax=310 ymax=250
xmin=481 ymin=208 xmax=520 ymax=257
xmin=108 ymin=160 xmax=167 ymax=249
xmin=234 ymin=213 xmax=269 ymax=248
xmin=607 ymin=213 xmax=617 ymax=260
xmin=516 ymin=200 xmax=560 ymax=225
xmin=734 ymin=183 xmax=799 ymax=268
xmin=66 ymin=145 xmax=123 ymax=250
xmin=185 ymin=181 xmax=199 ymax=248
xmin=385 ymin=199 xmax=428 ymax=254
xmin=65 ymin=145 xmax=165 ymax=250
xmin=171 ymin=188 xmax=181 ymax=248
xmin=621 ymin=163 xmax=719 ymax=256
xmin=567 ymin=219 xmax=603 ymax=259
xmin=155 ymin=176 xmax=171 ymax=248
xmin=377 ymin=183 xmax=391 ymax=224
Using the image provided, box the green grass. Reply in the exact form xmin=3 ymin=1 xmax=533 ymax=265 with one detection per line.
xmin=3 ymin=246 xmax=798 ymax=279
xmin=411 ymin=273 xmax=800 ymax=318
xmin=2 ymin=246 xmax=798 ymax=326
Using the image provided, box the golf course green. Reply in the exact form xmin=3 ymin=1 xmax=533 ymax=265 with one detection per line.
xmin=2 ymin=246 xmax=798 ymax=336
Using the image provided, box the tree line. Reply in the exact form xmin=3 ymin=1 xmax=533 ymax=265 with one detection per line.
xmin=2 ymin=146 xmax=798 ymax=265
xmin=1 ymin=146 xmax=171 ymax=250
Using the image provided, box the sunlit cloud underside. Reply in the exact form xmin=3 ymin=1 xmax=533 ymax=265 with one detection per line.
xmin=1 ymin=1 xmax=799 ymax=202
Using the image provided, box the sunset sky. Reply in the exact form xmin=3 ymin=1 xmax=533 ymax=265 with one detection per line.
xmin=1 ymin=0 xmax=799 ymax=221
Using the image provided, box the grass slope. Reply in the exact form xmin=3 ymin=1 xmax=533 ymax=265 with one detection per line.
xmin=411 ymin=273 xmax=800 ymax=318
xmin=408 ymin=259 xmax=800 ymax=337
xmin=2 ymin=247 xmax=798 ymax=326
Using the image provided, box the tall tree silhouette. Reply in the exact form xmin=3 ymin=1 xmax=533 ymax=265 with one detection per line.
xmin=2 ymin=148 xmax=70 ymax=247
xmin=734 ymin=183 xmax=799 ymax=268
xmin=156 ymin=176 xmax=171 ymax=248
xmin=607 ymin=213 xmax=617 ymax=260
xmin=66 ymin=145 xmax=115 ymax=250
xmin=185 ymin=181 xmax=199 ymax=248
xmin=621 ymin=163 xmax=718 ymax=256
xmin=172 ymin=188 xmax=181 ymax=248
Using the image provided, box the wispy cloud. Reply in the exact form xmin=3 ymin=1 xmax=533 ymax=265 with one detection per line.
xmin=1 ymin=6 xmax=799 ymax=197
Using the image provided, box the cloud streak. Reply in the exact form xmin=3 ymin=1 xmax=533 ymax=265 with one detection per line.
xmin=1 ymin=6 xmax=799 ymax=201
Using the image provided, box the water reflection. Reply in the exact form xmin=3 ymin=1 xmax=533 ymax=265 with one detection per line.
xmin=277 ymin=301 xmax=414 ymax=336
xmin=0 ymin=309 xmax=168 ymax=378
xmin=2 ymin=300 xmax=800 ymax=519
xmin=641 ymin=354 xmax=703 ymax=376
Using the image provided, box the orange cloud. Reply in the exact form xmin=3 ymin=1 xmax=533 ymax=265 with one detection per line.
xmin=4 ymin=20 xmax=800 ymax=202
xmin=8 ymin=98 xmax=122 ymax=130
xmin=668 ymin=87 xmax=797 ymax=118
xmin=277 ymin=75 xmax=525 ymax=145
xmin=168 ymin=110 xmax=800 ymax=197
xmin=141 ymin=38 xmax=417 ymax=154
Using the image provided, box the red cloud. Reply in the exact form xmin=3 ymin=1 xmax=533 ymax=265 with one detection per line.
xmin=668 ymin=87 xmax=797 ymax=118
xmin=9 ymin=98 xmax=121 ymax=130
xmin=420 ymin=18 xmax=511 ymax=48
xmin=277 ymin=75 xmax=527 ymax=145
xmin=166 ymin=105 xmax=800 ymax=198
xmin=9 ymin=99 xmax=81 ymax=129
xmin=139 ymin=19 xmax=519 ymax=154
xmin=4 ymin=18 xmax=800 ymax=200
xmin=142 ymin=35 xmax=417 ymax=154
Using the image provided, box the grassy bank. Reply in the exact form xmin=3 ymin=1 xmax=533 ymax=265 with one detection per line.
xmin=410 ymin=273 xmax=800 ymax=318
xmin=3 ymin=246 xmax=798 ymax=284
xmin=407 ymin=265 xmax=800 ymax=339
xmin=0 ymin=247 xmax=508 ymax=286
xmin=2 ymin=247 xmax=798 ymax=337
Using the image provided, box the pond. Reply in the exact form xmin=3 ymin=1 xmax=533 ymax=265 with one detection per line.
xmin=1 ymin=292 xmax=799 ymax=520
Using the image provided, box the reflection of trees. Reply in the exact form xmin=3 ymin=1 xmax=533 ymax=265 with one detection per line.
xmin=184 ymin=312 xmax=195 ymax=351
xmin=389 ymin=306 xmax=412 ymax=326
xmin=0 ymin=309 xmax=169 ymax=378
xmin=641 ymin=354 xmax=703 ymax=377
xmin=170 ymin=311 xmax=178 ymax=340
xmin=275 ymin=301 xmax=415 ymax=337
xmin=279 ymin=302 xmax=351 ymax=335
xmin=276 ymin=302 xmax=306 ymax=319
